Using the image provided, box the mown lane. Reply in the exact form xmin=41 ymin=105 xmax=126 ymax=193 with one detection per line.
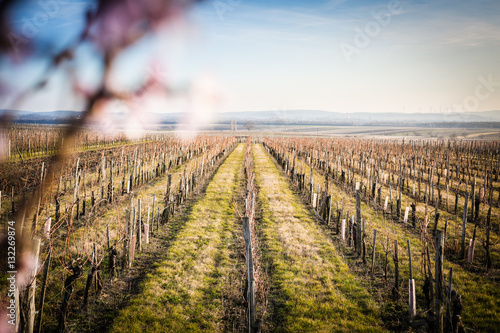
xmin=110 ymin=143 xmax=247 ymax=332
xmin=253 ymin=144 xmax=386 ymax=332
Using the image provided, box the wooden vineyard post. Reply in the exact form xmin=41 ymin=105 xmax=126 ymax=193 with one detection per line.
xmin=393 ymin=239 xmax=399 ymax=298
xmin=144 ymin=222 xmax=150 ymax=244
xmin=362 ymin=219 xmax=367 ymax=264
xmin=397 ymin=160 xmax=402 ymax=221
xmin=242 ymin=217 xmax=256 ymax=332
xmin=433 ymin=212 xmax=440 ymax=235
xmin=26 ymin=237 xmax=41 ymax=333
xmin=435 ymin=230 xmax=445 ymax=333
xmin=389 ymin=185 xmax=393 ymax=216
xmin=410 ymin=202 xmax=416 ymax=228
xmin=138 ymin=198 xmax=142 ymax=252
xmin=356 ymin=190 xmax=362 ymax=255
xmin=151 ymin=194 xmax=156 ymax=234
xmin=351 ymin=215 xmax=355 ymax=248
xmin=336 ymin=208 xmax=341 ymax=234
xmin=371 ymin=229 xmax=377 ymax=278
xmin=341 ymin=219 xmax=346 ymax=241
xmin=122 ymin=209 xmax=130 ymax=270
xmin=326 ymin=195 xmax=332 ymax=225
xmin=467 ymin=224 xmax=477 ymax=263
xmin=309 ymin=162 xmax=314 ymax=204
xmin=129 ymin=196 xmax=135 ymax=267
xmin=486 ymin=206 xmax=492 ymax=270
xmin=179 ymin=169 xmax=185 ymax=204
xmin=375 ymin=183 xmax=380 ymax=206
xmin=145 ymin=207 xmax=150 ymax=244
xmin=408 ymin=240 xmax=416 ymax=319
xmin=471 ymin=176 xmax=475 ymax=221
xmin=461 ymin=193 xmax=468 ymax=259
xmin=82 ymin=170 xmax=87 ymax=217
xmin=109 ymin=160 xmax=114 ymax=203
xmin=99 ymin=154 xmax=104 ymax=200
xmin=165 ymin=174 xmax=172 ymax=207
xmin=446 ymin=267 xmax=453 ymax=332
xmin=446 ymin=184 xmax=449 ymax=213
xmin=44 ymin=217 xmax=51 ymax=239
xmin=131 ymin=209 xmax=137 ymax=263
xmin=429 ymin=165 xmax=434 ymax=208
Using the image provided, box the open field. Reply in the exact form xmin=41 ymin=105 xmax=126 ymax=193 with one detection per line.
xmin=239 ymin=125 xmax=500 ymax=139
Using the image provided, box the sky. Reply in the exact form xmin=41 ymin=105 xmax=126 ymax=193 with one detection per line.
xmin=1 ymin=0 xmax=500 ymax=114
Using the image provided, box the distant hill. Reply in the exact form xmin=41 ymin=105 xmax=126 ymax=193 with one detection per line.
xmin=216 ymin=110 xmax=500 ymax=125
xmin=0 ymin=110 xmax=83 ymax=124
xmin=2 ymin=109 xmax=500 ymax=127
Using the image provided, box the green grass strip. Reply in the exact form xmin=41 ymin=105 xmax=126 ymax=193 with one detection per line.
xmin=253 ymin=144 xmax=386 ymax=332
xmin=110 ymin=143 xmax=246 ymax=332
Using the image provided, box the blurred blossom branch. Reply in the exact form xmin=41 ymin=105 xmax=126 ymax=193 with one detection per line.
xmin=0 ymin=0 xmax=202 ymax=316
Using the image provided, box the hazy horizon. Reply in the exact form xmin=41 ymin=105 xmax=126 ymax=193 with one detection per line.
xmin=3 ymin=108 xmax=500 ymax=115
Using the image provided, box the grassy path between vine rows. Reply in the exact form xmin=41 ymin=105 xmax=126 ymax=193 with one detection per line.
xmin=45 ymin=146 xmax=214 ymax=332
xmin=292 ymin=148 xmax=500 ymax=332
xmin=253 ymin=144 xmax=386 ymax=332
xmin=109 ymin=143 xmax=247 ymax=332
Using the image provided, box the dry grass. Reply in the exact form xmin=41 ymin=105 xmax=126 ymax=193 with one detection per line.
xmin=36 ymin=144 xmax=226 ymax=332
xmin=32 ymin=162 xmax=193 ymax=329
xmin=294 ymin=149 xmax=500 ymax=332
